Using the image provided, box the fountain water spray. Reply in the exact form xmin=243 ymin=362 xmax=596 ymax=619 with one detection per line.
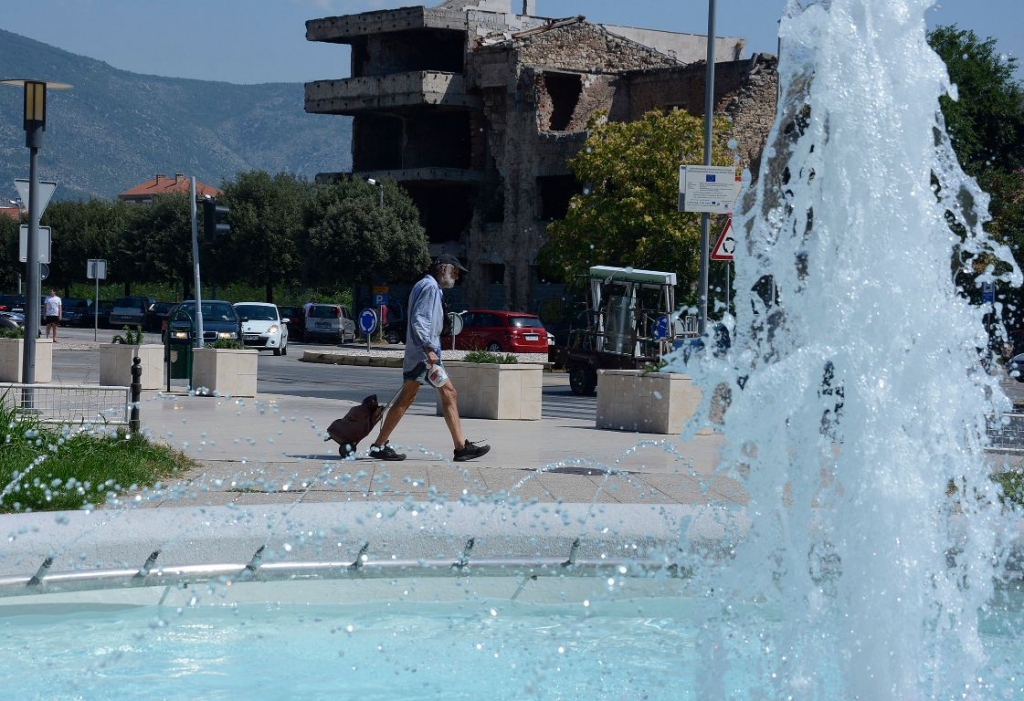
xmin=675 ymin=0 xmax=1022 ymax=697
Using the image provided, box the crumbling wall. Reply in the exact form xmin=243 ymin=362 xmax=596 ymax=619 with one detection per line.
xmin=514 ymin=20 xmax=680 ymax=73
xmin=614 ymin=55 xmax=779 ymax=175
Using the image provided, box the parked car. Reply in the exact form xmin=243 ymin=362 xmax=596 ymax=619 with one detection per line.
xmin=441 ymin=310 xmax=548 ymax=353
xmin=145 ymin=301 xmax=176 ymax=332
xmin=0 ymin=310 xmax=24 ymax=326
xmin=304 ymin=303 xmax=355 ymax=344
xmin=0 ymin=294 xmax=26 ymax=314
xmin=109 ymin=295 xmax=156 ymax=329
xmin=95 ymin=300 xmax=115 ymax=328
xmin=234 ymin=302 xmax=289 ymax=355
xmin=276 ymin=305 xmax=305 ymax=342
xmin=164 ymin=300 xmax=242 ymax=345
xmin=1008 ymin=353 xmax=1024 ymax=382
xmin=60 ymin=297 xmax=93 ymax=326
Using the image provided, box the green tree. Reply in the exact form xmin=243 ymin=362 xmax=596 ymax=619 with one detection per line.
xmin=928 ymin=26 xmax=1024 ymax=340
xmin=0 ymin=214 xmax=20 ymax=291
xmin=538 ymin=109 xmax=732 ymax=303
xmin=217 ymin=171 xmax=309 ymax=302
xmin=127 ymin=193 xmax=195 ymax=298
xmin=42 ymin=199 xmax=130 ymax=295
xmin=303 ymin=178 xmax=430 ymax=292
xmin=929 ymin=26 xmax=1024 ymax=174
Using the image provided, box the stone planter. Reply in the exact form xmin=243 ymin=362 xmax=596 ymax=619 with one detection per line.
xmin=99 ymin=343 xmax=164 ymax=390
xmin=595 ymin=369 xmax=703 ymax=434
xmin=192 ymin=348 xmax=258 ymax=397
xmin=436 ymin=361 xmax=543 ymax=420
xmin=0 ymin=338 xmax=52 ymax=383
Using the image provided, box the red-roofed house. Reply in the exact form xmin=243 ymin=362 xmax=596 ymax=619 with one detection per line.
xmin=118 ymin=173 xmax=222 ymax=204
xmin=1 ymin=206 xmax=21 ymax=221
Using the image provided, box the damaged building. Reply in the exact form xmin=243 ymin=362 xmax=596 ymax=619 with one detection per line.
xmin=305 ymin=0 xmax=777 ymax=312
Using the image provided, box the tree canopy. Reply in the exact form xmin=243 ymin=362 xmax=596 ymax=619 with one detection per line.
xmin=928 ymin=25 xmax=1024 ymax=338
xmin=12 ymin=172 xmax=429 ymax=303
xmin=304 ymin=178 xmax=430 ymax=289
xmin=538 ymin=109 xmax=732 ymax=303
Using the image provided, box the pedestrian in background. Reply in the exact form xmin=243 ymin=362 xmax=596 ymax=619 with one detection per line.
xmin=44 ymin=289 xmax=61 ymax=342
xmin=369 ymin=255 xmax=490 ymax=462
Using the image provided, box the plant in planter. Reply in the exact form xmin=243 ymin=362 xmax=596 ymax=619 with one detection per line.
xmin=100 ymin=326 xmax=163 ymax=389
xmin=192 ymin=341 xmax=257 ymax=397
xmin=111 ymin=326 xmax=145 ymax=345
xmin=0 ymin=326 xmax=51 ymax=382
xmin=438 ymin=352 xmax=541 ymax=420
xmin=206 ymin=339 xmax=245 ymax=350
xmin=463 ymin=350 xmax=518 ymax=364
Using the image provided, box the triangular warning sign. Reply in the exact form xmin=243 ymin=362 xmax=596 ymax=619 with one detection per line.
xmin=711 ymin=216 xmax=735 ymax=261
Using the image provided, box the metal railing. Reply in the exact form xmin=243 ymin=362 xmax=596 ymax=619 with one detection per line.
xmin=0 ymin=383 xmax=131 ymax=426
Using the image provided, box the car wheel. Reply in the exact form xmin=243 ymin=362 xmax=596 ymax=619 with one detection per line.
xmin=386 ymin=329 xmax=401 ymax=344
xmin=486 ymin=341 xmax=502 ymax=352
xmin=273 ymin=347 xmax=282 ymax=356
xmin=568 ymin=364 xmax=597 ymax=396
xmin=281 ymin=344 xmax=288 ymax=356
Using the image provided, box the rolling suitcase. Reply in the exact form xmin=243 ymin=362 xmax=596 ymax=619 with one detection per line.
xmin=324 ymin=394 xmax=387 ymax=458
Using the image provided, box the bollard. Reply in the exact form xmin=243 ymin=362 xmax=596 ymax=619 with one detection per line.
xmin=130 ymin=356 xmax=141 ymax=433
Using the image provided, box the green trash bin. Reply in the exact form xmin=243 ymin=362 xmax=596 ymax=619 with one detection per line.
xmin=165 ymin=310 xmax=194 ymax=387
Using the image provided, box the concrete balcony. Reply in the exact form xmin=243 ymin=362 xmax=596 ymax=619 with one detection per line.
xmin=305 ymin=71 xmax=481 ymax=115
xmin=306 ymin=7 xmax=470 ymax=43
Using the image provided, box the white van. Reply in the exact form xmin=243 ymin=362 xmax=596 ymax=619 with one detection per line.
xmin=304 ymin=303 xmax=355 ymax=343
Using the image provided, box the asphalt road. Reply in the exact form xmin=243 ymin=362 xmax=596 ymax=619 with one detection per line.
xmin=52 ymin=324 xmax=1024 ymax=417
xmin=50 ymin=325 xmax=598 ymax=421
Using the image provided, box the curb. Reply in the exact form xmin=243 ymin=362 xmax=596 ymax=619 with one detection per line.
xmin=299 ymin=349 xmax=555 ymax=371
xmin=300 ymin=350 xmax=403 ymax=368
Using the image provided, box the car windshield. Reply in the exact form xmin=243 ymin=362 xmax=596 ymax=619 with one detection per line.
xmin=65 ymin=299 xmax=90 ymax=309
xmin=510 ymin=317 xmax=544 ymax=329
xmin=309 ymin=306 xmax=338 ymax=319
xmin=112 ymin=297 xmax=144 ymax=309
xmin=235 ymin=304 xmax=278 ymax=321
xmin=176 ymin=302 xmax=237 ymax=322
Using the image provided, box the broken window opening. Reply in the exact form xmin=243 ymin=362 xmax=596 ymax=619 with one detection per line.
xmin=542 ymin=73 xmax=583 ymax=132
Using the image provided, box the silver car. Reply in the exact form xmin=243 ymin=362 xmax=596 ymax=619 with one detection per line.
xmin=109 ymin=295 xmax=155 ymax=329
xmin=304 ymin=303 xmax=355 ymax=344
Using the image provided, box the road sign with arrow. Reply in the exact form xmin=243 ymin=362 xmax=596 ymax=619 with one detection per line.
xmin=711 ymin=216 xmax=735 ymax=261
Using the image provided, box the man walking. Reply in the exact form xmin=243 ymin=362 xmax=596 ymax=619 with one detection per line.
xmin=369 ymin=255 xmax=490 ymax=462
xmin=44 ymin=289 xmax=61 ymax=342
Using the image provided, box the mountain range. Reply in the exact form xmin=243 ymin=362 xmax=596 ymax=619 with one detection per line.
xmin=0 ymin=28 xmax=352 ymax=202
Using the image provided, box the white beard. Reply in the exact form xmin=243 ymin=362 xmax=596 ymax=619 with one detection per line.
xmin=439 ymin=267 xmax=456 ymax=289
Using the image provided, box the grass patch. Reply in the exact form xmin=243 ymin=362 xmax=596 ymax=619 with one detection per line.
xmin=993 ymin=470 xmax=1024 ymax=508
xmin=0 ymin=400 xmax=196 ymax=514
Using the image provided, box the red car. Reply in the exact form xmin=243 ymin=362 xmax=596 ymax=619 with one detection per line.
xmin=442 ymin=310 xmax=548 ymax=353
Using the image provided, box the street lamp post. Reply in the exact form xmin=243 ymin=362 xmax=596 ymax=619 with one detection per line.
xmin=1 ymin=78 xmax=72 ymax=390
xmin=367 ymin=178 xmax=384 ymax=208
xmin=697 ymin=0 xmax=716 ymax=336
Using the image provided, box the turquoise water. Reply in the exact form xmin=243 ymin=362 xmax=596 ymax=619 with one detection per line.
xmin=1 ymin=580 xmax=1022 ymax=700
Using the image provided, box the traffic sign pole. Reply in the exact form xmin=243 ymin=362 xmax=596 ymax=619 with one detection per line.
xmin=358 ymin=308 xmax=378 ymax=352
xmin=87 ymin=258 xmax=108 ymax=341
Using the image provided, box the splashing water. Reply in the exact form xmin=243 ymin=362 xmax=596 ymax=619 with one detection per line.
xmin=673 ymin=0 xmax=1022 ymax=697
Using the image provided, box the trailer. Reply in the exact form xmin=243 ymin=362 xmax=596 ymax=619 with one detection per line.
xmin=559 ymin=265 xmax=697 ymax=396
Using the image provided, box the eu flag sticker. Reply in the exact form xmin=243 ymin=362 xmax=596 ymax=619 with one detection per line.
xmin=706 ymin=174 xmax=716 ymax=182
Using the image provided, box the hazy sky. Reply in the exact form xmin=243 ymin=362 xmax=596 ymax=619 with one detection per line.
xmin=0 ymin=0 xmax=1019 ymax=84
